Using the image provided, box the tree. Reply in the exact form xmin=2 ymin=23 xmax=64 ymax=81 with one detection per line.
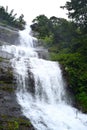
xmin=0 ymin=5 xmax=26 ymax=30
xmin=5 ymin=6 xmax=8 ymax=12
xmin=0 ymin=6 xmax=5 ymax=19
xmin=61 ymin=0 xmax=87 ymax=32
xmin=31 ymin=15 xmax=51 ymax=38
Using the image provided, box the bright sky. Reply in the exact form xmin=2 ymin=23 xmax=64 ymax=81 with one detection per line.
xmin=0 ymin=0 xmax=69 ymax=24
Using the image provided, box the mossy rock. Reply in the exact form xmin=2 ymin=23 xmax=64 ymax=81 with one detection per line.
xmin=0 ymin=83 xmax=15 ymax=93
xmin=0 ymin=70 xmax=14 ymax=84
xmin=0 ymin=60 xmax=14 ymax=84
xmin=0 ymin=115 xmax=34 ymax=130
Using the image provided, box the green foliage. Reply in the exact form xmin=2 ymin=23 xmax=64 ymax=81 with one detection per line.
xmin=50 ymin=51 xmax=87 ymax=112
xmin=0 ymin=115 xmax=31 ymax=130
xmin=42 ymin=35 xmax=54 ymax=47
xmin=31 ymin=15 xmax=78 ymax=47
xmin=61 ymin=0 xmax=87 ymax=33
xmin=76 ymin=92 xmax=87 ymax=112
xmin=31 ymin=15 xmax=51 ymax=38
xmin=0 ymin=5 xmax=26 ymax=30
xmin=0 ymin=57 xmax=3 ymax=62
xmin=31 ymin=12 xmax=87 ymax=112
xmin=7 ymin=120 xmax=19 ymax=130
xmin=0 ymin=83 xmax=14 ymax=93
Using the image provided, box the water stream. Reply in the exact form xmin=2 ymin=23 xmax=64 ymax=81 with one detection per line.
xmin=1 ymin=28 xmax=87 ymax=130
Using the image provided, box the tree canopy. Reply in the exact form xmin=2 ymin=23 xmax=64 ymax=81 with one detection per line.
xmin=61 ymin=0 xmax=87 ymax=33
xmin=0 ymin=5 xmax=26 ymax=30
xmin=31 ymin=4 xmax=87 ymax=112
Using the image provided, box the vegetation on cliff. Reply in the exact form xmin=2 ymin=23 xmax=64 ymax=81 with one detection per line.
xmin=0 ymin=5 xmax=26 ymax=30
xmin=0 ymin=115 xmax=33 ymax=130
xmin=30 ymin=0 xmax=87 ymax=112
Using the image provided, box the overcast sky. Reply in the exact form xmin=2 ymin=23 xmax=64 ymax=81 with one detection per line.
xmin=0 ymin=0 xmax=69 ymax=24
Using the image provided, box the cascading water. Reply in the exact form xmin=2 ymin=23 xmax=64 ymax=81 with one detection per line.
xmin=1 ymin=27 xmax=87 ymax=130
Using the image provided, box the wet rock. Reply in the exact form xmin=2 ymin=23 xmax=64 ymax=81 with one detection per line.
xmin=26 ymin=70 xmax=35 ymax=95
xmin=0 ymin=60 xmax=14 ymax=84
xmin=0 ymin=115 xmax=35 ymax=130
xmin=0 ymin=25 xmax=35 ymax=130
xmin=35 ymin=46 xmax=49 ymax=59
xmin=0 ymin=40 xmax=10 ymax=46
xmin=0 ymin=59 xmax=35 ymax=129
xmin=0 ymin=50 xmax=13 ymax=59
xmin=0 ymin=58 xmax=20 ymax=117
xmin=0 ymin=25 xmax=19 ymax=45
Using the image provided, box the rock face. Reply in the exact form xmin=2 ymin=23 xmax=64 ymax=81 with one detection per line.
xmin=0 ymin=25 xmax=19 ymax=45
xmin=0 ymin=26 xmax=35 ymax=130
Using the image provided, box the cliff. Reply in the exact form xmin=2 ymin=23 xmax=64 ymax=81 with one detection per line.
xmin=0 ymin=25 xmax=35 ymax=130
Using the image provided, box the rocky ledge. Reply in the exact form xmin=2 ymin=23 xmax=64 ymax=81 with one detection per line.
xmin=0 ymin=25 xmax=35 ymax=130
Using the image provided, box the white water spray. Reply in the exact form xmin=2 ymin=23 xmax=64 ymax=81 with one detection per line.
xmin=2 ymin=28 xmax=87 ymax=130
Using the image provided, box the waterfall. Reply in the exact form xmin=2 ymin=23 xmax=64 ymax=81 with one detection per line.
xmin=1 ymin=27 xmax=87 ymax=130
